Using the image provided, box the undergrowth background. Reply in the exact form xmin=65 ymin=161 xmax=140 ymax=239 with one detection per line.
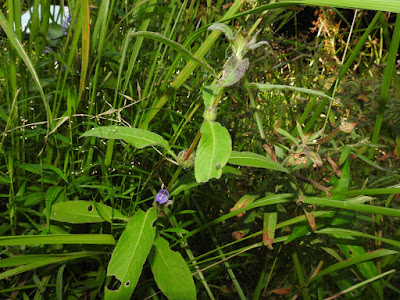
xmin=1 ymin=0 xmax=400 ymax=299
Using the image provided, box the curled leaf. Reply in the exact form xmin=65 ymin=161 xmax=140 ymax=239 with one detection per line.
xmin=247 ymin=41 xmax=269 ymax=51
xmin=208 ymin=23 xmax=234 ymax=40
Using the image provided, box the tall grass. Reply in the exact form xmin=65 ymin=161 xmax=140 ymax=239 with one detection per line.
xmin=1 ymin=0 xmax=399 ymax=299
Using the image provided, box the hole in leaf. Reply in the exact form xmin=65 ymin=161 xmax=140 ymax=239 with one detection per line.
xmin=125 ymin=280 xmax=130 ymax=287
xmin=106 ymin=275 xmax=121 ymax=291
xmin=351 ymin=291 xmax=357 ymax=296
xmin=348 ymin=250 xmax=353 ymax=255
xmin=87 ymin=204 xmax=93 ymax=212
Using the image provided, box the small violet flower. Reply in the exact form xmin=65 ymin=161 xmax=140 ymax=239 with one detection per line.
xmin=43 ymin=47 xmax=53 ymax=54
xmin=156 ymin=189 xmax=169 ymax=205
xmin=61 ymin=15 xmax=72 ymax=35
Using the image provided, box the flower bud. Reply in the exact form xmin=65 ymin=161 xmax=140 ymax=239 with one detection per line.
xmin=177 ymin=149 xmax=195 ymax=169
xmin=183 ymin=152 xmax=195 ymax=169
xmin=309 ymin=151 xmax=323 ymax=168
xmin=177 ymin=150 xmax=187 ymax=166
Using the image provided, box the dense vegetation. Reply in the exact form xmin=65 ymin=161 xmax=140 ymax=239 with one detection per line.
xmin=1 ymin=0 xmax=400 ymax=299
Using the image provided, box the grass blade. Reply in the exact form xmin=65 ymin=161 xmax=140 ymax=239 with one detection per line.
xmin=0 ymin=234 xmax=116 ymax=246
xmin=130 ymin=31 xmax=216 ymax=77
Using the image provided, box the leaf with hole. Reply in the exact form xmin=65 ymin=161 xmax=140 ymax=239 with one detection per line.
xmin=105 ymin=208 xmax=157 ymax=299
xmin=44 ymin=201 xmax=129 ymax=223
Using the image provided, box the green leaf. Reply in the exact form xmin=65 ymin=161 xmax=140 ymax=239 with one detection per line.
xmin=45 ymin=201 xmax=129 ymax=223
xmin=222 ymin=165 xmax=243 ymax=177
xmin=303 ymin=197 xmax=400 ymax=217
xmin=81 ymin=126 xmax=176 ymax=158
xmin=149 ymin=237 xmax=196 ymax=300
xmin=48 ymin=23 xmax=65 ymax=39
xmin=0 ymin=252 xmax=98 ymax=281
xmin=279 ymin=0 xmax=400 ymax=13
xmin=19 ymin=163 xmax=68 ymax=183
xmin=339 ymin=145 xmax=351 ymax=165
xmin=175 ymin=194 xmax=293 ymax=245
xmin=105 ymin=208 xmax=157 ymax=299
xmin=335 ymin=235 xmax=383 ymax=297
xmin=352 ymin=150 xmax=384 ymax=171
xmin=331 ymin=160 xmax=351 ymax=200
xmin=263 ymin=212 xmax=278 ymax=249
xmin=285 ymin=224 xmax=312 ymax=244
xmin=0 ymin=234 xmax=116 ymax=246
xmin=170 ymin=173 xmax=200 ymax=196
xmin=230 ymin=194 xmax=259 ymax=217
xmin=247 ymin=82 xmax=341 ymax=105
xmin=203 ymin=84 xmax=221 ymax=107
xmin=219 ymin=54 xmax=249 ymax=87
xmin=231 ymin=32 xmax=248 ymax=57
xmin=130 ymin=31 xmax=216 ymax=77
xmin=208 ymin=23 xmax=234 ymax=40
xmin=195 ymin=121 xmax=232 ymax=183
xmin=0 ymin=11 xmax=53 ymax=130
xmin=247 ymin=41 xmax=269 ymax=50
xmin=0 ymin=175 xmax=10 ymax=184
xmin=228 ymin=151 xmax=288 ymax=173
xmin=317 ymin=228 xmax=400 ymax=250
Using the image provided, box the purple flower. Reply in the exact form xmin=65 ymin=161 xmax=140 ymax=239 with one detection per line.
xmin=156 ymin=189 xmax=169 ymax=204
xmin=44 ymin=47 xmax=53 ymax=54
xmin=61 ymin=15 xmax=72 ymax=35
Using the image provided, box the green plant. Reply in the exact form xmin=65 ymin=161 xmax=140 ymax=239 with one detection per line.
xmin=1 ymin=1 xmax=400 ymax=299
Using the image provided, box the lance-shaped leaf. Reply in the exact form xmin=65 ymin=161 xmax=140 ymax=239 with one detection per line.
xmin=105 ymin=208 xmax=157 ymax=299
xmin=149 ymin=237 xmax=196 ymax=300
xmin=218 ymin=54 xmax=249 ymax=87
xmin=195 ymin=121 xmax=232 ymax=183
xmin=81 ymin=126 xmax=176 ymax=158
xmin=248 ymin=41 xmax=269 ymax=51
xmin=247 ymin=29 xmax=269 ymax=51
xmin=208 ymin=23 xmax=234 ymax=40
xmin=45 ymin=201 xmax=129 ymax=223
xmin=130 ymin=31 xmax=216 ymax=77
xmin=228 ymin=151 xmax=288 ymax=173
xmin=303 ymin=208 xmax=316 ymax=231
xmin=339 ymin=145 xmax=351 ymax=165
xmin=230 ymin=194 xmax=259 ymax=217
xmin=0 ymin=252 xmax=100 ymax=281
xmin=263 ymin=212 xmax=277 ymax=250
xmin=309 ymin=248 xmax=398 ymax=284
xmin=246 ymin=83 xmax=341 ymax=105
